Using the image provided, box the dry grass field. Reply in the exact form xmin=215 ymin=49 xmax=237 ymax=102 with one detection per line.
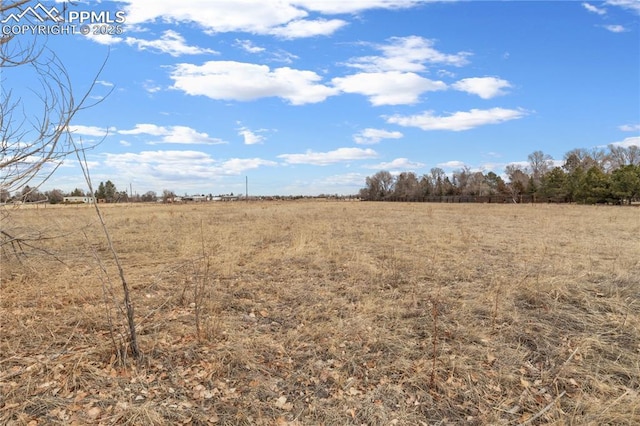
xmin=1 ymin=201 xmax=639 ymax=425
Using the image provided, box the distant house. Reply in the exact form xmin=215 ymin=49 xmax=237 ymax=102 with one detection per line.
xmin=183 ymin=194 xmax=208 ymax=202
xmin=63 ymin=196 xmax=95 ymax=204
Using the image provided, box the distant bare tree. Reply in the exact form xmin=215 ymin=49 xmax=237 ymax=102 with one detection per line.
xmin=452 ymin=166 xmax=472 ymax=195
xmin=394 ymin=171 xmax=420 ymax=200
xmin=162 ymin=189 xmax=176 ymax=203
xmin=505 ymin=164 xmax=530 ymax=202
xmin=608 ymin=144 xmax=640 ymax=169
xmin=563 ymin=148 xmax=607 ymax=173
xmin=360 ymin=171 xmax=395 ymax=201
xmin=467 ymin=171 xmax=490 ymax=196
xmin=141 ymin=190 xmax=158 ymax=202
xmin=528 ymin=150 xmax=554 ymax=185
xmin=429 ymin=167 xmax=446 ymax=196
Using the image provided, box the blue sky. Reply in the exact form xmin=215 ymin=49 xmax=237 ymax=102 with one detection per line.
xmin=4 ymin=0 xmax=639 ymax=196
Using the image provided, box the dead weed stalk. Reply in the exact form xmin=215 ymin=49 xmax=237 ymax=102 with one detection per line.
xmin=73 ymin=139 xmax=140 ymax=361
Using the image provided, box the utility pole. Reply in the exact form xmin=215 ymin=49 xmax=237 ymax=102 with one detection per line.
xmin=245 ymin=176 xmax=248 ymax=202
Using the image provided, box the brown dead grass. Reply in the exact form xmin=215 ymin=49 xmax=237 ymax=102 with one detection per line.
xmin=1 ymin=201 xmax=639 ymax=425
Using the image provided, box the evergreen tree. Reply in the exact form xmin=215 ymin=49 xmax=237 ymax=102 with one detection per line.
xmin=611 ymin=164 xmax=640 ymax=204
xmin=539 ymin=167 xmax=568 ymax=201
xmin=578 ymin=167 xmax=611 ymax=204
xmin=95 ymin=180 xmax=117 ymax=202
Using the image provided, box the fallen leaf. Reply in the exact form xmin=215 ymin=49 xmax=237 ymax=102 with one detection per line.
xmin=486 ymin=353 xmax=496 ymax=365
xmin=507 ymin=405 xmax=520 ymax=414
xmin=86 ymin=407 xmax=101 ymax=419
xmin=274 ymin=396 xmax=293 ymax=411
xmin=347 ymin=387 xmax=361 ymax=396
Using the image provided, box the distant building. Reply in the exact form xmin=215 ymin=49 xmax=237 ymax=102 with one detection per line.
xmin=183 ymin=195 xmax=208 ymax=202
xmin=63 ymin=196 xmax=95 ymax=204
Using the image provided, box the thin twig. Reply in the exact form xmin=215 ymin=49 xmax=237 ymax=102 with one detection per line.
xmin=83 ymin=230 xmax=126 ymax=363
xmin=552 ymin=344 xmax=580 ymax=382
xmin=72 ymin=125 xmax=141 ymax=360
xmin=600 ymin=389 xmax=630 ymax=417
xmin=517 ymin=391 xmax=566 ymax=426
xmin=430 ymin=281 xmax=442 ymax=388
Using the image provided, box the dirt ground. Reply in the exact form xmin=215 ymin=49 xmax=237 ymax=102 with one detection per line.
xmin=1 ymin=201 xmax=639 ymax=425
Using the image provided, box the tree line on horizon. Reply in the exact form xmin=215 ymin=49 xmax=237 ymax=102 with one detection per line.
xmin=0 ymin=180 xmax=174 ymax=204
xmin=3 ymin=145 xmax=638 ymax=205
xmin=359 ymin=145 xmax=640 ymax=204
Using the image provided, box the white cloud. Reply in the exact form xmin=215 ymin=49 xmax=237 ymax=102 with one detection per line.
xmin=281 ymin=172 xmax=368 ymax=195
xmin=386 ymin=108 xmax=527 ymax=131
xmin=437 ymin=69 xmax=457 ymax=79
xmin=119 ymin=124 xmax=227 ymax=145
xmin=113 ymin=0 xmax=425 ymax=38
xmin=114 ymin=0 xmax=372 ymax=38
xmin=278 ymin=147 xmax=378 ymax=165
xmin=364 ymin=157 xmax=424 ymax=170
xmin=120 ymin=140 xmax=131 ymax=147
xmin=119 ymin=124 xmax=168 ymax=136
xmin=96 ymin=80 xmax=114 ymax=87
xmin=582 ymin=2 xmax=607 ymax=15
xmin=581 ymin=1 xmax=638 ymax=34
xmin=452 ymin=77 xmax=512 ymax=99
xmin=619 ymin=124 xmax=640 ymax=132
xmin=238 ymin=127 xmax=266 ymax=145
xmin=117 ymin=1 xmax=306 ymax=33
xmin=332 ymin=71 xmax=446 ymax=106
xmin=104 ymin=150 xmax=277 ymax=185
xmin=69 ymin=125 xmax=116 ymax=136
xmin=170 ymin=61 xmax=338 ymax=105
xmin=219 ymin=158 xmax=278 ymax=174
xmin=353 ymin=128 xmax=403 ymax=144
xmin=125 ymin=30 xmax=217 ymax=56
xmin=235 ymin=39 xmax=265 ymax=53
xmin=437 ymin=160 xmax=466 ymax=169
xmin=269 ymin=18 xmax=347 ymax=38
xmin=143 ymin=80 xmax=162 ymax=93
xmin=314 ymin=172 xmax=366 ymax=187
xmin=345 ymin=36 xmax=471 ymax=72
xmin=478 ymin=162 xmax=500 ymax=172
xmin=609 ymin=136 xmax=640 ymax=148
xmin=83 ymin=31 xmax=123 ymax=46
xmin=605 ymin=0 xmax=640 ymax=14
xmin=603 ymin=24 xmax=627 ymax=32
xmin=293 ymin=0 xmax=421 ymax=14
xmin=270 ymin=50 xmax=299 ymax=64
xmin=105 ymin=150 xmax=215 ymax=180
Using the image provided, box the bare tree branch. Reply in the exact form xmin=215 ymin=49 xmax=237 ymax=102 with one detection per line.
xmin=1 ymin=1 xmax=110 ymax=201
